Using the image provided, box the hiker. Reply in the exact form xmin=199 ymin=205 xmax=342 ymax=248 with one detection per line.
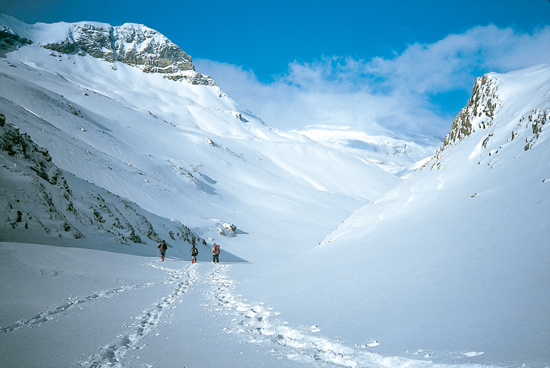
xmin=191 ymin=245 xmax=198 ymax=263
xmin=211 ymin=243 xmax=220 ymax=264
xmin=158 ymin=240 xmax=167 ymax=261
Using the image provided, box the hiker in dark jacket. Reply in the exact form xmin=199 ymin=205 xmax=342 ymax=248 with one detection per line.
xmin=191 ymin=245 xmax=198 ymax=263
xmin=158 ymin=240 xmax=167 ymax=261
xmin=211 ymin=243 xmax=220 ymax=264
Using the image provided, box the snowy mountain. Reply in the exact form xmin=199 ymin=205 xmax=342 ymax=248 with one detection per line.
xmin=0 ymin=13 xmax=548 ymax=368
xmin=0 ymin=13 xmax=399 ymax=261
xmin=1 ymin=16 xmax=214 ymax=85
xmin=0 ymin=112 xmax=224 ymax=259
xmin=234 ymin=64 xmax=549 ymax=366
xmin=295 ymin=124 xmax=441 ymax=177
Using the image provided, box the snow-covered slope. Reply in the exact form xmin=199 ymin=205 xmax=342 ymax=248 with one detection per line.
xmin=0 ymin=112 xmax=245 ymax=261
xmin=0 ymin=14 xmax=400 ymax=261
xmin=230 ymin=64 xmax=550 ymax=366
xmin=1 ymin=15 xmax=212 ymax=85
xmin=1 ymin=13 xmax=548 ymax=368
xmin=295 ymin=124 xmax=441 ymax=177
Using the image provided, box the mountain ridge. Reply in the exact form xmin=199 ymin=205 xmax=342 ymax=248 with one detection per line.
xmin=0 ymin=13 xmax=216 ymax=85
xmin=0 ymin=111 xmax=220 ymax=259
xmin=0 ymin=14 xmax=400 ymax=261
xmin=274 ymin=63 xmax=550 ymax=365
xmin=0 ymin=14 xmax=549 ymax=367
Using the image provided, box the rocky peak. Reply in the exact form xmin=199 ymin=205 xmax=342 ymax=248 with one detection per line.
xmin=112 ymin=23 xmax=194 ymax=74
xmin=423 ymin=65 xmax=550 ymax=172
xmin=423 ymin=74 xmax=501 ymax=170
xmin=40 ymin=22 xmax=216 ymax=86
xmin=420 ymin=74 xmax=502 ymax=170
xmin=443 ymin=74 xmax=501 ymax=146
xmin=42 ymin=23 xmax=112 ymax=59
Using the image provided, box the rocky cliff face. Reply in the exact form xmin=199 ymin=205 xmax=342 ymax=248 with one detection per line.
xmin=0 ymin=112 xmax=205 ymax=249
xmin=424 ymin=74 xmax=501 ymax=169
xmin=425 ymin=67 xmax=549 ymax=171
xmin=39 ymin=22 xmax=216 ymax=86
xmin=0 ymin=25 xmax=32 ymax=55
xmin=443 ymin=74 xmax=500 ymax=146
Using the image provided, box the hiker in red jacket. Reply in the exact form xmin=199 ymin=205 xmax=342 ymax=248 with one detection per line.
xmin=158 ymin=240 xmax=167 ymax=261
xmin=211 ymin=243 xmax=220 ymax=264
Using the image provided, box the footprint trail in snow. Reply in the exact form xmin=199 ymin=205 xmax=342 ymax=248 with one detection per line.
xmin=0 ymin=281 xmax=162 ymax=334
xmin=76 ymin=263 xmax=198 ymax=368
xmin=2 ymin=258 xmax=496 ymax=368
xmin=206 ymin=266 xmax=494 ymax=368
xmin=206 ymin=265 xmax=388 ymax=368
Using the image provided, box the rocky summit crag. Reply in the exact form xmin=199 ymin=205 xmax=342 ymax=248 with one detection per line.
xmin=0 ymin=16 xmax=216 ymax=86
xmin=44 ymin=22 xmax=216 ymax=86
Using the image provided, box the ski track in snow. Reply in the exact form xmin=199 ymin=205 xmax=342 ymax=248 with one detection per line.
xmin=76 ymin=262 xmax=198 ymax=368
xmin=0 ymin=280 xmax=162 ymax=334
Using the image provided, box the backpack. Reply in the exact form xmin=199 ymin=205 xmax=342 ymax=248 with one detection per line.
xmin=191 ymin=247 xmax=198 ymax=256
xmin=213 ymin=245 xmax=220 ymax=255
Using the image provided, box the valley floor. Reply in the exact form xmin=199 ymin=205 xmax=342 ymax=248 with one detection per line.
xmin=0 ymin=242 xmax=540 ymax=368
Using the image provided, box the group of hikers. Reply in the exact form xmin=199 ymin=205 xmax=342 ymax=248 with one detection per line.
xmin=157 ymin=240 xmax=221 ymax=264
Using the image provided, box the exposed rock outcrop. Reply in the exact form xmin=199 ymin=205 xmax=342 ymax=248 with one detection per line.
xmin=40 ymin=22 xmax=216 ymax=85
xmin=0 ymin=25 xmax=32 ymax=55
xmin=443 ymin=74 xmax=500 ymax=146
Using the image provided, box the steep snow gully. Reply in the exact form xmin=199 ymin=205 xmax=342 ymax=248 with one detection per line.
xmin=0 ymin=243 xmax=500 ymax=368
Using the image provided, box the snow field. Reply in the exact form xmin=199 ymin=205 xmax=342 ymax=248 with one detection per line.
xmin=204 ymin=265 xmax=499 ymax=368
xmin=0 ymin=280 xmax=162 ymax=334
xmin=1 ymin=15 xmax=549 ymax=367
xmin=0 ymin=243 xmax=173 ymax=367
xmin=76 ymin=264 xmax=199 ymax=367
xmin=0 ymin=243 xmax=508 ymax=368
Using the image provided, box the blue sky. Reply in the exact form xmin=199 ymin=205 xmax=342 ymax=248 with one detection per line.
xmin=2 ymin=0 xmax=550 ymax=138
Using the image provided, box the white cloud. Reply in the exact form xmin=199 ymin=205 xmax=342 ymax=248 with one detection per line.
xmin=195 ymin=25 xmax=550 ymax=140
xmin=367 ymin=25 xmax=550 ymax=94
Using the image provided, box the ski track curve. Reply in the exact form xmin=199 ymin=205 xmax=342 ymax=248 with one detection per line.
xmin=206 ymin=265 xmax=495 ymax=368
xmin=75 ymin=262 xmax=198 ymax=368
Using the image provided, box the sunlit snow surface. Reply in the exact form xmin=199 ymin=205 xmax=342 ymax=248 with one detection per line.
xmin=0 ymin=242 xmax=510 ymax=368
xmin=0 ymin=14 xmax=549 ymax=368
